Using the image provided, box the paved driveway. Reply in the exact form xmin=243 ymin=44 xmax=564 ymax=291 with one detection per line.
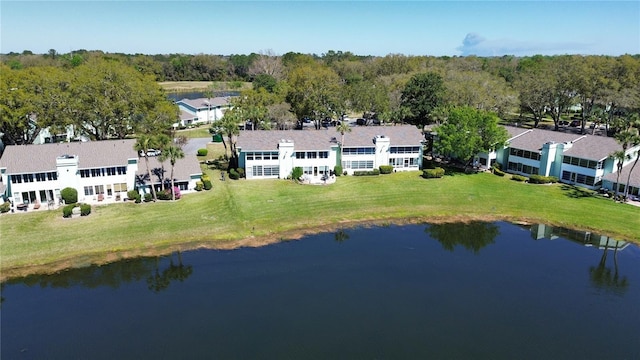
xmin=183 ymin=138 xmax=211 ymax=155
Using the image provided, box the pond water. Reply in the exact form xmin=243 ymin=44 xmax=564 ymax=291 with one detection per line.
xmin=2 ymin=222 xmax=639 ymax=359
xmin=167 ymin=91 xmax=240 ymax=102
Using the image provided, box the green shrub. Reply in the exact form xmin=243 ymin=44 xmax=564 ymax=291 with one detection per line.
xmin=423 ymin=167 xmax=445 ymax=178
xmin=201 ymin=174 xmax=211 ymax=182
xmin=134 ymin=194 xmax=142 ymax=203
xmin=157 ymin=189 xmax=171 ymax=200
xmin=379 ymin=165 xmax=393 ymax=174
xmin=229 ymin=168 xmax=240 ymax=180
xmin=0 ymin=202 xmax=10 ymax=213
xmin=291 ymin=167 xmax=303 ymax=180
xmin=353 ymin=169 xmax=380 ymax=176
xmin=197 ymin=148 xmax=208 ymax=156
xmin=529 ymin=175 xmax=557 ymax=184
xmin=236 ymin=168 xmax=245 ymax=178
xmin=80 ymin=203 xmax=91 ymax=216
xmin=61 ymin=187 xmax=78 ymax=204
xmin=62 ymin=204 xmax=75 ymax=218
xmin=511 ymin=175 xmax=527 ymax=182
xmin=127 ymin=190 xmax=139 ymax=201
xmin=195 ymin=181 xmax=204 ymax=191
xmin=493 ymin=167 xmax=505 ymax=177
xmin=203 ymin=179 xmax=213 ymax=190
xmin=334 ymin=165 xmax=342 ymax=176
xmin=144 ymin=193 xmax=153 ymax=202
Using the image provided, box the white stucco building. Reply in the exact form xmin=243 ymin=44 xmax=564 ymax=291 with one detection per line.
xmin=174 ymin=97 xmax=233 ymax=127
xmin=0 ymin=139 xmax=202 ymax=210
xmin=236 ymin=125 xmax=425 ymax=180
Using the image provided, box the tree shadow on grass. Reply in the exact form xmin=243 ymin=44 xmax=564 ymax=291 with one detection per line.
xmin=561 ymin=184 xmax=596 ymax=199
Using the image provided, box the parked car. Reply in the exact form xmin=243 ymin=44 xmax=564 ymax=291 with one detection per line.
xmin=139 ymin=149 xmax=161 ymax=157
xmin=569 ymin=120 xmax=580 ymax=127
xmin=356 ymin=118 xmax=367 ymax=126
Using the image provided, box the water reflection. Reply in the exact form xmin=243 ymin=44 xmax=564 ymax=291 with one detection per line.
xmin=334 ymin=229 xmax=350 ymax=243
xmin=147 ymin=252 xmax=193 ymax=293
xmin=425 ymin=221 xmax=499 ymax=254
xmin=4 ymin=252 xmax=193 ymax=294
xmin=530 ymin=224 xmax=631 ymax=296
xmin=589 ymin=243 xmax=629 ymax=295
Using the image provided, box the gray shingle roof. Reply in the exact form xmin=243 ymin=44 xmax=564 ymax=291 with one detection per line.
xmin=0 ymin=140 xmax=138 ymax=173
xmin=137 ymin=155 xmax=202 ymax=181
xmin=180 ymin=110 xmax=198 ymax=121
xmin=504 ymin=126 xmax=620 ymax=161
xmin=178 ymin=97 xmax=231 ymax=110
xmin=603 ymin=163 xmax=640 ymax=188
xmin=1 ymin=139 xmax=202 ymax=181
xmin=236 ymin=125 xmax=424 ymax=151
xmin=562 ymin=135 xmax=620 ymax=161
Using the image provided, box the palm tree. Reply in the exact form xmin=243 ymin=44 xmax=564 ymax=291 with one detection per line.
xmin=159 ymin=145 xmax=185 ymax=201
xmin=154 ymin=134 xmax=172 ymax=189
xmin=134 ymin=134 xmax=158 ymax=202
xmin=622 ymin=116 xmax=640 ymax=200
xmin=610 ymin=150 xmax=626 ymax=198
xmin=336 ymin=121 xmax=351 ymax=169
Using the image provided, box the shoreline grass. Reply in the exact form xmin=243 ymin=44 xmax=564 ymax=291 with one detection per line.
xmin=1 ymin=171 xmax=639 ymax=281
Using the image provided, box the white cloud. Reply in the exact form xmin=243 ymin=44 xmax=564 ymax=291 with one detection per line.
xmin=457 ymin=33 xmax=592 ymax=56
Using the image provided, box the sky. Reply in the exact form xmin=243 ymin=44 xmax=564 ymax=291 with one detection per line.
xmin=1 ymin=1 xmax=639 ymax=57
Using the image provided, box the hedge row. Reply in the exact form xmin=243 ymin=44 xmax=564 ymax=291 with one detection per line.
xmin=529 ymin=175 xmax=559 ymax=184
xmin=62 ymin=203 xmax=91 ymax=218
xmin=379 ymin=165 xmax=393 ymax=174
xmin=353 ymin=169 xmax=380 ymax=176
xmin=422 ymin=167 xmax=445 ymax=179
xmin=511 ymin=175 xmax=527 ymax=182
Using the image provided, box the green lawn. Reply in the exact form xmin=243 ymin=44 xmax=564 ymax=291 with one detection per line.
xmin=176 ymin=126 xmax=212 ymax=139
xmin=1 ymin=171 xmax=639 ymax=280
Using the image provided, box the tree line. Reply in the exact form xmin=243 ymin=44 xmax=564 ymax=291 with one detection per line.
xmin=2 ymin=49 xmax=639 ymax=148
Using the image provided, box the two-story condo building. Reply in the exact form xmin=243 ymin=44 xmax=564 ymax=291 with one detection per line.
xmin=495 ymin=126 xmax=639 ymax=194
xmin=236 ymin=126 xmax=425 ymax=180
xmin=0 ymin=140 xmax=202 ymax=209
xmin=174 ymin=97 xmax=233 ymax=127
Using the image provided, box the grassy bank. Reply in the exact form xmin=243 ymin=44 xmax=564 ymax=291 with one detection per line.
xmin=1 ymin=171 xmax=639 ymax=280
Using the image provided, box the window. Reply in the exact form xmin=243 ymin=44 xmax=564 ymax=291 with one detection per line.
xmin=570 ymin=157 xmax=579 ymax=166
xmin=84 ymin=186 xmax=94 ymax=196
xmin=252 ymin=165 xmax=263 ymax=176
xmin=35 ymin=173 xmax=46 ymax=181
xmin=263 ymin=165 xmax=279 ymax=177
xmin=117 ymin=167 xmax=127 ymax=175
xmin=343 ymin=147 xmax=375 ymax=155
xmin=562 ymin=171 xmax=572 ymax=181
xmin=114 ymin=183 xmax=127 ymax=192
xmin=579 ymin=159 xmax=589 ymax=168
xmin=563 ymin=156 xmax=571 ymax=164
xmin=246 ymin=152 xmax=254 ymax=160
xmin=345 ymin=160 xmax=373 ymax=169
xmin=107 ymin=167 xmax=116 ymax=176
xmin=306 ymin=152 xmax=317 ymax=159
xmin=95 ymin=185 xmax=104 ymax=194
xmin=11 ymin=175 xmax=22 ymax=183
xmin=295 ymin=152 xmax=305 ymax=159
xmin=319 ymin=151 xmax=328 ymax=158
xmin=390 ymin=146 xmax=420 ymax=154
xmin=23 ymin=174 xmax=34 ymax=182
xmin=47 ymin=172 xmax=57 ymax=181
xmin=80 ymin=170 xmax=90 ymax=178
